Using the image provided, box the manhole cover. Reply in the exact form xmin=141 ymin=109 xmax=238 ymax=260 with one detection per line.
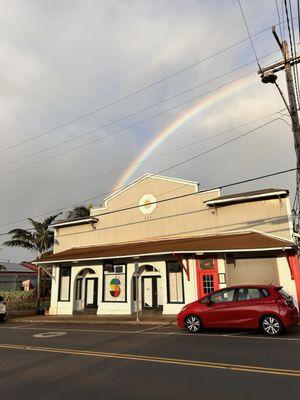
xmin=33 ymin=332 xmax=66 ymax=338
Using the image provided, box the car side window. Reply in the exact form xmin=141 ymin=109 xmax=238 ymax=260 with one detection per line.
xmin=237 ymin=288 xmax=262 ymax=301
xmin=210 ymin=289 xmax=235 ymax=303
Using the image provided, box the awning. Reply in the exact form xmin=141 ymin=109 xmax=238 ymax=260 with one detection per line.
xmin=34 ymin=230 xmax=296 ymax=265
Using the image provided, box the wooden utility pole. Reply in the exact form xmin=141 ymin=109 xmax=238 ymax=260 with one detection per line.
xmin=259 ymin=26 xmax=300 ymax=232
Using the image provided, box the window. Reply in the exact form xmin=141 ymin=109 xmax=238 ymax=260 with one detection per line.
xmin=199 ymin=259 xmax=214 ymax=270
xmin=202 ymin=275 xmax=214 ymax=294
xmin=58 ymin=267 xmax=71 ymax=301
xmin=166 ymin=261 xmax=184 ymax=304
xmin=103 ymin=263 xmax=127 ymax=302
xmin=75 ymin=278 xmax=83 ymax=300
xmin=210 ymin=288 xmax=235 ymax=303
xmin=237 ymin=288 xmax=262 ymax=301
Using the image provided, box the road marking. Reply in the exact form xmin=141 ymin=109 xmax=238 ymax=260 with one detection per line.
xmin=0 ymin=325 xmax=300 ymax=341
xmin=33 ymin=332 xmax=66 ymax=338
xmin=222 ymin=331 xmax=254 ymax=337
xmin=136 ymin=325 xmax=164 ymax=333
xmin=0 ymin=342 xmax=300 ymax=377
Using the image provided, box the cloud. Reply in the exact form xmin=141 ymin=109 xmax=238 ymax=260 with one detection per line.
xmin=0 ymin=0 xmax=296 ymax=260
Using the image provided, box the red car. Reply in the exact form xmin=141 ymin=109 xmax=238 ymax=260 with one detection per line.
xmin=177 ymin=285 xmax=299 ymax=336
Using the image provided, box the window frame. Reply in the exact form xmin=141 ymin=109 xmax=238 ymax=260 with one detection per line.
xmin=102 ymin=263 xmax=127 ymax=303
xmin=58 ymin=266 xmax=71 ymax=302
xmin=166 ymin=261 xmax=185 ymax=304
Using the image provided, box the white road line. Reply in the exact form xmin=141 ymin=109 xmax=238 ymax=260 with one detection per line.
xmin=0 ymin=325 xmax=299 ymax=341
xmin=136 ymin=325 xmax=164 ymax=333
xmin=222 ymin=331 xmax=254 ymax=337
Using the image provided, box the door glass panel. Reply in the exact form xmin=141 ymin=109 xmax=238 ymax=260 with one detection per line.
xmin=199 ymin=259 xmax=214 ymax=270
xmin=144 ymin=278 xmax=153 ymax=308
xmin=86 ymin=280 xmax=94 ymax=304
xmin=202 ymin=274 xmax=214 ymax=294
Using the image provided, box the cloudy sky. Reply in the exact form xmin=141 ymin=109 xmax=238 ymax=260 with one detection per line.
xmin=0 ymin=0 xmax=298 ymax=262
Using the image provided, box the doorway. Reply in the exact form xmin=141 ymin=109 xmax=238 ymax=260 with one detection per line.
xmin=196 ymin=259 xmax=219 ymax=298
xmin=84 ymin=278 xmax=98 ymax=308
xmin=142 ymin=276 xmax=162 ymax=310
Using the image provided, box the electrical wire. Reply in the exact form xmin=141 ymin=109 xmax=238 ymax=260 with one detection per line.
xmin=237 ymin=0 xmax=261 ymax=70
xmin=1 ymin=166 xmax=296 ymax=239
xmin=0 ymin=117 xmax=290 ymax=232
xmin=0 ymin=109 xmax=283 ymax=209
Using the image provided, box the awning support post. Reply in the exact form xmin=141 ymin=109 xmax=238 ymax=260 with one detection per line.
xmin=173 ymin=253 xmax=190 ymax=281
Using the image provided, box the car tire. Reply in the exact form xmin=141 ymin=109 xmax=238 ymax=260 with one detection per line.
xmin=260 ymin=315 xmax=283 ymax=336
xmin=184 ymin=314 xmax=202 ymax=333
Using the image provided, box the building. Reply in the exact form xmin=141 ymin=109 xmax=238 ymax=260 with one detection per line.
xmin=36 ymin=174 xmax=300 ymax=316
xmin=0 ymin=262 xmax=38 ymax=291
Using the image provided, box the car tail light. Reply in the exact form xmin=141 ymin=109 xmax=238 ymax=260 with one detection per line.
xmin=277 ymin=296 xmax=295 ymax=308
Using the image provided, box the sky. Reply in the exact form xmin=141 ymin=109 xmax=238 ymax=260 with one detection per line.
xmin=0 ymin=0 xmax=298 ymax=262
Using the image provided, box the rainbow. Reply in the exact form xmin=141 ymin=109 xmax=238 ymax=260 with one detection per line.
xmin=114 ymin=72 xmax=258 ymax=190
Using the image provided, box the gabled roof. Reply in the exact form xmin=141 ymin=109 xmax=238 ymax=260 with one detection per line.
xmin=205 ymin=188 xmax=289 ymax=206
xmin=35 ymin=230 xmax=295 ymax=264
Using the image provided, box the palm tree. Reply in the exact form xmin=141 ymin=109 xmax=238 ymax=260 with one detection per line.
xmin=3 ymin=214 xmax=60 ymax=307
xmin=67 ymin=205 xmax=91 ymax=221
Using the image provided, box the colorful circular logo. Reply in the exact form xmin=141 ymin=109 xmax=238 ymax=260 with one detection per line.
xmin=110 ymin=278 xmax=121 ymax=297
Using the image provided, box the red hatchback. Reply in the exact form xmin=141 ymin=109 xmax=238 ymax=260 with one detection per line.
xmin=177 ymin=285 xmax=299 ymax=336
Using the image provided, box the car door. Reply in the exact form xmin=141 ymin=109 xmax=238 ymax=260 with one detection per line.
xmin=233 ymin=287 xmax=266 ymax=328
xmin=204 ymin=288 xmax=239 ymax=328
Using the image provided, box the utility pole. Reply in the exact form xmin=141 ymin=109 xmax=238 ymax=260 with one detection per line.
xmin=259 ymin=26 xmax=300 ymax=233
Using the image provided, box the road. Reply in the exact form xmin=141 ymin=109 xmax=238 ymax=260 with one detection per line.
xmin=0 ymin=321 xmax=300 ymax=399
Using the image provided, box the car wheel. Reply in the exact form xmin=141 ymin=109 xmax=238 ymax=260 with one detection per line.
xmin=185 ymin=314 xmax=202 ymax=333
xmin=261 ymin=315 xmax=283 ymax=336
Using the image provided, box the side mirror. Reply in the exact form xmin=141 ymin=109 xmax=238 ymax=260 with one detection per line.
xmin=206 ymin=298 xmax=213 ymax=306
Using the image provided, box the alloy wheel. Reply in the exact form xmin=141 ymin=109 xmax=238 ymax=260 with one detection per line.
xmin=262 ymin=316 xmax=282 ymax=335
xmin=185 ymin=315 xmax=201 ymax=333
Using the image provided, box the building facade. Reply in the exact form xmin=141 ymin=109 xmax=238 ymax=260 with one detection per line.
xmin=37 ymin=174 xmax=300 ymax=315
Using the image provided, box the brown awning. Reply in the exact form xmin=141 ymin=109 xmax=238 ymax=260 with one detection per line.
xmin=35 ymin=231 xmax=295 ymax=264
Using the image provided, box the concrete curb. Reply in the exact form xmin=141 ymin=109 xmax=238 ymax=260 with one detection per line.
xmin=8 ymin=318 xmax=177 ymax=326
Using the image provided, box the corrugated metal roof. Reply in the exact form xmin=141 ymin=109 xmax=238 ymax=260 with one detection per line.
xmin=0 ymin=262 xmax=36 ymax=273
xmin=35 ymin=231 xmax=295 ymax=264
xmin=205 ymin=188 xmax=289 ymax=206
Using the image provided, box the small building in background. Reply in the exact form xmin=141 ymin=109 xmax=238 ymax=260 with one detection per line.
xmin=0 ymin=262 xmax=37 ymax=292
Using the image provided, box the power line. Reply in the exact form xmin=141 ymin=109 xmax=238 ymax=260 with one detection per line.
xmin=0 ymin=117 xmax=290 ymax=232
xmin=0 ymin=49 xmax=281 ymax=173
xmin=33 ymin=167 xmax=300 ymax=239
xmin=0 ymin=70 xmax=258 ymax=179
xmin=0 ymin=109 xmax=283 ymax=208
xmin=237 ymin=0 xmax=262 ymax=70
xmin=0 ymin=22 xmax=287 ymax=155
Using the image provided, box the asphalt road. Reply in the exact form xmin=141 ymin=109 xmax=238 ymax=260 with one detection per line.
xmin=0 ymin=321 xmax=300 ymax=400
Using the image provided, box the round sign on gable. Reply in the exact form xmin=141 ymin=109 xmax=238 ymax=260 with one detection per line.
xmin=139 ymin=194 xmax=157 ymax=215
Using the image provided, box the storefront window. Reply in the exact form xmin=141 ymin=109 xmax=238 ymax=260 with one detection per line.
xmin=58 ymin=267 xmax=71 ymax=301
xmin=103 ymin=263 xmax=127 ymax=302
xmin=166 ymin=261 xmax=184 ymax=304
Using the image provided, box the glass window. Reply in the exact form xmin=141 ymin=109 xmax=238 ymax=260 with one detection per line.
xmin=237 ymin=288 xmax=262 ymax=301
xmin=210 ymin=288 xmax=235 ymax=303
xmin=261 ymin=288 xmax=270 ymax=297
xmin=58 ymin=267 xmax=71 ymax=301
xmin=199 ymin=259 xmax=214 ymax=270
xmin=202 ymin=274 xmax=214 ymax=294
xmin=103 ymin=264 xmax=127 ymax=302
xmin=166 ymin=261 xmax=184 ymax=304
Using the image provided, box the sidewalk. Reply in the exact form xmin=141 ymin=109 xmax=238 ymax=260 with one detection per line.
xmin=8 ymin=313 xmax=177 ymax=326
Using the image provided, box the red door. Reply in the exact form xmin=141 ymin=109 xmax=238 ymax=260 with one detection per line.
xmin=196 ymin=258 xmax=219 ymax=299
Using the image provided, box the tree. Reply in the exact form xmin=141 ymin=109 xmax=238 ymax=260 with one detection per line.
xmin=67 ymin=205 xmax=91 ymax=221
xmin=2 ymin=214 xmax=60 ymax=308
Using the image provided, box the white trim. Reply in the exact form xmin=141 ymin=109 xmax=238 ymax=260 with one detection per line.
xmin=51 ymin=218 xmax=98 ymax=228
xmin=205 ymin=191 xmax=288 ymax=206
xmin=35 ymin=247 xmax=294 ymax=265
xmin=247 ymin=229 xmax=296 ymax=244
